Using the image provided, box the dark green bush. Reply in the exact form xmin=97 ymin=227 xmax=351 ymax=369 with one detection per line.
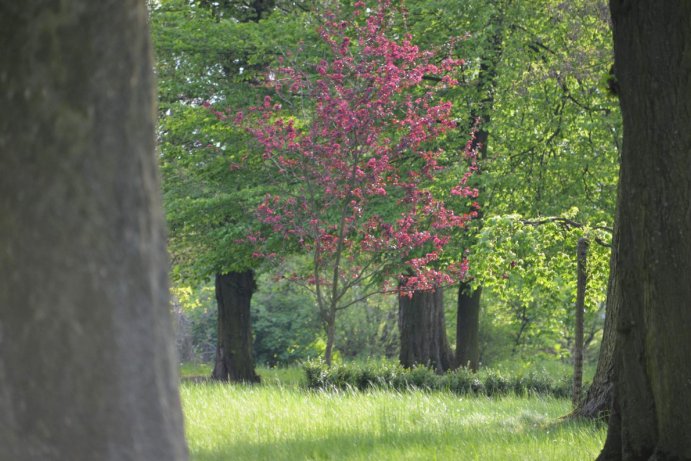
xmin=407 ymin=365 xmax=437 ymax=389
xmin=302 ymin=360 xmax=573 ymax=399
xmin=482 ymin=369 xmax=511 ymax=396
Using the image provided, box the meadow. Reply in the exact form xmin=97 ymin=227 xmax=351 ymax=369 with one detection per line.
xmin=180 ymin=365 xmax=606 ymax=461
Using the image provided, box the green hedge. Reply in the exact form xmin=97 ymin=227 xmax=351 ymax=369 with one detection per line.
xmin=303 ymin=360 xmax=572 ymax=398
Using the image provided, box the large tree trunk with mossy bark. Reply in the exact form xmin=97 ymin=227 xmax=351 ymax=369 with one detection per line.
xmin=212 ymin=271 xmax=260 ymax=383
xmin=456 ymin=283 xmax=481 ymax=371
xmin=597 ymin=1 xmax=691 ymax=459
xmin=0 ymin=1 xmax=188 ymax=459
xmin=398 ymin=287 xmax=453 ymax=373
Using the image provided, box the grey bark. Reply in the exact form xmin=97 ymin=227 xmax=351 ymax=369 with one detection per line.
xmin=211 ymin=271 xmax=260 ymax=383
xmin=598 ymin=1 xmax=691 ymax=459
xmin=0 ymin=1 xmax=188 ymax=459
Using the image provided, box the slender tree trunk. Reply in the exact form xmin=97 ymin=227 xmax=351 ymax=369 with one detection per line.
xmin=324 ymin=310 xmax=337 ymax=366
xmin=456 ymin=283 xmax=481 ymax=371
xmin=398 ymin=287 xmax=453 ymax=373
xmin=598 ymin=2 xmax=691 ymax=458
xmin=573 ymin=239 xmax=618 ymax=419
xmin=0 ymin=1 xmax=188 ymax=459
xmin=572 ymin=238 xmax=588 ymax=407
xmin=212 ymin=271 xmax=260 ymax=383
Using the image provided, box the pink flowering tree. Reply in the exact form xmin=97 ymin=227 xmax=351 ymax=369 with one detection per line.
xmin=235 ymin=0 xmax=478 ymax=365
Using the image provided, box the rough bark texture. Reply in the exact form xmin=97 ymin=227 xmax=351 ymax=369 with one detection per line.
xmin=572 ymin=238 xmax=588 ymax=406
xmin=598 ymin=1 xmax=691 ymax=459
xmin=456 ymin=283 xmax=481 ymax=371
xmin=0 ymin=1 xmax=188 ymax=459
xmin=399 ymin=288 xmax=453 ymax=373
xmin=573 ymin=239 xmax=618 ymax=419
xmin=212 ymin=271 xmax=260 ymax=383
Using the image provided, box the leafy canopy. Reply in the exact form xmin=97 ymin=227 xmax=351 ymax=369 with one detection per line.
xmin=234 ymin=0 xmax=478 ymax=307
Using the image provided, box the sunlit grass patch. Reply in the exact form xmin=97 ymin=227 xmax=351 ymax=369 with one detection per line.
xmin=181 ymin=382 xmax=605 ymax=461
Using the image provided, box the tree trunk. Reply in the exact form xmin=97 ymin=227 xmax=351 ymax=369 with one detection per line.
xmin=573 ymin=239 xmax=619 ymax=419
xmin=456 ymin=283 xmax=481 ymax=371
xmin=598 ymin=2 xmax=691 ymax=458
xmin=398 ymin=287 xmax=453 ymax=373
xmin=324 ymin=311 xmax=337 ymax=367
xmin=212 ymin=271 xmax=260 ymax=383
xmin=454 ymin=4 xmax=503 ymax=369
xmin=0 ymin=2 xmax=188 ymax=459
xmin=572 ymin=238 xmax=589 ymax=407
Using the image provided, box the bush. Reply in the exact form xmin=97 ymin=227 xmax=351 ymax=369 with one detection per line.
xmin=303 ymin=360 xmax=573 ymax=399
xmin=483 ymin=369 xmax=511 ymax=396
xmin=252 ymin=272 xmax=322 ymax=366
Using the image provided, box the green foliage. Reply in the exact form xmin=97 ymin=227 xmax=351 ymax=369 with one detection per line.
xmin=252 ymin=270 xmax=323 ymax=365
xmin=185 ymin=305 xmax=218 ymax=362
xmin=156 ymin=0 xmax=621 ymax=371
xmin=402 ymin=0 xmax=619 ymax=359
xmin=180 ymin=362 xmax=213 ymax=378
xmin=152 ymin=0 xmax=320 ymax=282
xmin=483 ymin=0 xmax=620 ymax=221
xmin=469 ymin=213 xmax=609 ymax=358
xmin=335 ymin=292 xmax=399 ymax=361
xmin=174 ymin=285 xmax=218 ymax=361
xmin=303 ymin=360 xmax=571 ymax=398
xmin=173 ymin=264 xmax=403 ymax=367
xmin=152 ymin=0 xmax=317 ymax=108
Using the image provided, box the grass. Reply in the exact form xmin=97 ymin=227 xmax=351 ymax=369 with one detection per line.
xmin=490 ymin=359 xmax=597 ymax=385
xmin=180 ymin=365 xmax=606 ymax=460
xmin=180 ymin=363 xmax=306 ymax=387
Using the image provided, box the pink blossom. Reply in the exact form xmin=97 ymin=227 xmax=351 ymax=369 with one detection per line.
xmin=230 ymin=0 xmax=477 ymax=296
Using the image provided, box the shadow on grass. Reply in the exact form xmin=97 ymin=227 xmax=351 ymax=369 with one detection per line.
xmin=191 ymin=429 xmax=463 ymax=461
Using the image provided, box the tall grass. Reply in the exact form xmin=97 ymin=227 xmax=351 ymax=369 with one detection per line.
xmin=181 ymin=382 xmax=605 ymax=460
xmin=180 ymin=363 xmax=306 ymax=387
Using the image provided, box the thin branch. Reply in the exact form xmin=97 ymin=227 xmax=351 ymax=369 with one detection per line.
xmin=520 ymin=216 xmax=613 ymax=249
xmin=521 ymin=216 xmax=612 ymax=233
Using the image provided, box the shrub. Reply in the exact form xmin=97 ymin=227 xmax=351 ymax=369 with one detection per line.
xmin=482 ymin=369 xmax=511 ymax=396
xmin=303 ymin=360 xmax=572 ymax=399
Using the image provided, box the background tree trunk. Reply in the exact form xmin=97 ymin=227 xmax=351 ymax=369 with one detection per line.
xmin=398 ymin=288 xmax=453 ymax=373
xmin=456 ymin=283 xmax=481 ymax=371
xmin=599 ymin=1 xmax=691 ymax=458
xmin=0 ymin=1 xmax=188 ymax=459
xmin=573 ymin=239 xmax=618 ymax=419
xmin=212 ymin=271 xmax=260 ymax=383
xmin=454 ymin=4 xmax=504 ymax=366
xmin=572 ymin=238 xmax=588 ymax=407
xmin=323 ymin=310 xmax=337 ymax=367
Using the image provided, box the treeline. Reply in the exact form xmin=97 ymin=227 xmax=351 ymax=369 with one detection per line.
xmin=153 ymin=0 xmax=618 ymax=385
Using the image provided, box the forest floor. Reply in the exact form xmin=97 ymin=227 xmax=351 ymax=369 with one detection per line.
xmin=179 ymin=364 xmax=605 ymax=460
